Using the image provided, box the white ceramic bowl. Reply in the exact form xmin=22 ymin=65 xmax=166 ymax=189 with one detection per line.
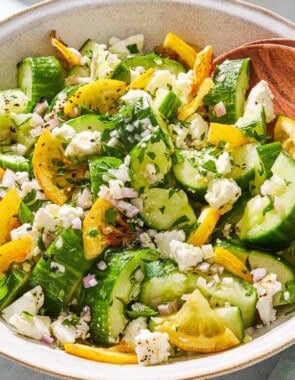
xmin=0 ymin=1 xmax=294 ymax=379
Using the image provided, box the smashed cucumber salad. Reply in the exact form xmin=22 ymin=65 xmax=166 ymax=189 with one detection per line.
xmin=0 ymin=31 xmax=295 ymax=366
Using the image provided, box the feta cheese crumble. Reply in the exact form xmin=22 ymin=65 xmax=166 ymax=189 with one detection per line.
xmin=253 ymin=273 xmax=282 ymax=325
xmin=65 ymin=131 xmax=101 ymax=158
xmin=123 ymin=317 xmax=148 ymax=346
xmin=205 ymin=178 xmax=241 ymax=214
xmin=169 ymin=240 xmax=203 ymax=272
xmin=244 ymin=80 xmax=275 ymax=123
xmin=135 ymin=329 xmax=170 ymax=366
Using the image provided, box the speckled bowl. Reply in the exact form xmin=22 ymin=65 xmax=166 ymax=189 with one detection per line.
xmin=0 ymin=1 xmax=294 ymax=379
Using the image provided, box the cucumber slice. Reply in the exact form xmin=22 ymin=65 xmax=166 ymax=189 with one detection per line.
xmin=195 ymin=272 xmax=257 ymax=328
xmin=47 ymin=85 xmax=81 ymax=114
xmin=17 ymin=56 xmax=63 ymax=103
xmin=84 ymin=248 xmax=159 ymax=345
xmin=29 ymin=229 xmax=93 ymax=317
xmin=11 ymin=113 xmax=37 ymax=151
xmin=238 ymin=153 xmax=295 ymax=249
xmin=173 ymin=149 xmax=208 ymax=197
xmin=204 ymin=58 xmax=250 ymax=124
xmin=0 ymin=89 xmax=32 ymax=145
xmin=112 ymin=53 xmax=186 ymax=82
xmin=0 ymin=263 xmax=32 ymax=312
xmin=216 ymin=240 xmax=295 ymax=306
xmin=236 ymin=105 xmax=267 ymax=143
xmin=257 ymin=142 xmax=282 ymax=179
xmin=130 ymin=127 xmax=173 ymax=191
xmin=140 ymin=260 xmax=197 ymax=308
xmin=154 ymin=89 xmax=181 ymax=121
xmin=139 ymin=187 xmax=197 ymax=231
xmin=228 ymin=143 xmax=260 ymax=191
xmin=214 ymin=306 xmax=244 ymax=341
xmin=79 ymin=39 xmax=99 ymax=57
xmin=0 ymin=153 xmax=30 ymax=172
xmin=89 ymin=156 xmax=122 ymax=199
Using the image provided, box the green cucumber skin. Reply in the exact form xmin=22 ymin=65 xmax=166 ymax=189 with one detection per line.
xmin=29 ymin=229 xmax=93 ymax=317
xmin=257 ymin=142 xmax=283 ymax=179
xmin=157 ymin=91 xmax=181 ymax=121
xmin=0 ymin=154 xmax=30 ymax=172
xmin=112 ymin=53 xmax=186 ymax=82
xmin=214 ymin=306 xmax=244 ymax=341
xmin=0 ymin=264 xmax=32 ymax=312
xmin=236 ymin=105 xmax=267 ymax=143
xmin=47 ymin=85 xmax=81 ymax=113
xmin=84 ymin=249 xmax=159 ymax=346
xmin=18 ymin=56 xmax=63 ymax=104
xmin=204 ymin=58 xmax=250 ymax=124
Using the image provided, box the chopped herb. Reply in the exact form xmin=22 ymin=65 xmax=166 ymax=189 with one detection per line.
xmin=88 ymin=228 xmax=100 ymax=238
xmin=105 ymin=208 xmax=118 ymax=225
xmin=126 ymin=44 xmax=139 ymax=54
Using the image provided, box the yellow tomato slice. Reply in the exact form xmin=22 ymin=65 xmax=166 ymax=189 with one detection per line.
xmin=207 ymin=123 xmax=249 ymax=149
xmin=0 ymin=168 xmax=4 ymax=181
xmin=274 ymin=115 xmax=295 ymax=157
xmin=0 ymin=188 xmax=21 ymax=245
xmin=187 ymin=206 xmax=220 ymax=246
xmin=129 ymin=68 xmax=154 ymax=89
xmin=177 ymin=77 xmax=213 ymax=121
xmin=51 ymin=37 xmax=81 ymax=67
xmin=32 ymin=130 xmax=85 ymax=206
xmin=83 ymin=198 xmax=133 ymax=260
xmin=191 ymin=45 xmax=213 ymax=96
xmin=214 ymin=246 xmax=252 ymax=283
xmin=64 ymin=343 xmax=138 ymax=364
xmin=63 ymin=79 xmax=127 ymax=118
xmin=0 ymin=237 xmax=32 ymax=274
xmin=156 ymin=289 xmax=240 ymax=353
xmin=163 ymin=32 xmax=197 ymax=69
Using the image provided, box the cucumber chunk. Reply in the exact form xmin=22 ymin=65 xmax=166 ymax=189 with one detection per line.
xmin=139 ymin=187 xmax=197 ymax=231
xmin=238 ymin=153 xmax=295 ymax=249
xmin=84 ymin=248 xmax=159 ymax=346
xmin=112 ymin=53 xmax=186 ymax=82
xmin=17 ymin=56 xmax=63 ymax=103
xmin=214 ymin=306 xmax=244 ymax=341
xmin=154 ymin=89 xmax=181 ymax=121
xmin=204 ymin=58 xmax=250 ymax=124
xmin=195 ymin=272 xmax=257 ymax=328
xmin=0 ymin=153 xmax=30 ymax=172
xmin=0 ymin=263 xmax=32 ymax=312
xmin=140 ymin=260 xmax=197 ymax=308
xmin=216 ymin=240 xmax=295 ymax=306
xmin=0 ymin=89 xmax=32 ymax=145
xmin=257 ymin=142 xmax=282 ymax=179
xmin=130 ymin=127 xmax=173 ymax=191
xmin=29 ymin=229 xmax=93 ymax=317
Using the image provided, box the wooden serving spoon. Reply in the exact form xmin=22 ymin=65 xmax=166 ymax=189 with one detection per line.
xmin=214 ymin=43 xmax=295 ymax=119
xmin=242 ymin=38 xmax=295 ymax=49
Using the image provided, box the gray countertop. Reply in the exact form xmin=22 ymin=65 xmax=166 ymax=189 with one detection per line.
xmin=0 ymin=1 xmax=294 ymax=379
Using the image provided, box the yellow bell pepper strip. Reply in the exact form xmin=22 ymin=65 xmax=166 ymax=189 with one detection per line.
xmin=63 ymin=79 xmax=127 ymax=119
xmin=274 ymin=115 xmax=295 ymax=157
xmin=51 ymin=37 xmax=81 ymax=68
xmin=0 ymin=167 xmax=4 ymax=181
xmin=207 ymin=122 xmax=249 ymax=149
xmin=129 ymin=68 xmax=155 ymax=90
xmin=83 ymin=198 xmax=134 ymax=260
xmin=177 ymin=77 xmax=214 ymax=121
xmin=156 ymin=289 xmax=240 ymax=352
xmin=0 ymin=237 xmax=32 ymax=274
xmin=32 ymin=130 xmax=85 ymax=206
xmin=108 ymin=342 xmax=135 ymax=353
xmin=187 ymin=206 xmax=220 ymax=246
xmin=214 ymin=246 xmax=253 ymax=283
xmin=163 ymin=32 xmax=197 ymax=69
xmin=191 ymin=45 xmax=213 ymax=96
xmin=0 ymin=188 xmax=21 ymax=245
xmin=64 ymin=343 xmax=138 ymax=364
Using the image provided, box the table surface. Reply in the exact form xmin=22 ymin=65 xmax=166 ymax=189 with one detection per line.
xmin=0 ymin=0 xmax=294 ymax=379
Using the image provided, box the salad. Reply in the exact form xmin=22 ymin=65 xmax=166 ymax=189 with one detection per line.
xmin=0 ymin=31 xmax=295 ymax=366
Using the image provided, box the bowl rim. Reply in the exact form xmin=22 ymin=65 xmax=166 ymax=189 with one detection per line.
xmin=0 ymin=0 xmax=295 ymax=379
